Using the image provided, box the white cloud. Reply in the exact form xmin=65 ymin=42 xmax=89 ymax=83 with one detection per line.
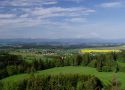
xmin=0 ymin=18 xmax=42 ymax=28
xmin=99 ymin=2 xmax=123 ymax=8
xmin=0 ymin=6 xmax=95 ymax=29
xmin=89 ymin=32 xmax=100 ymax=37
xmin=31 ymin=7 xmax=95 ymax=18
xmin=43 ymin=1 xmax=58 ymax=5
xmin=20 ymin=14 xmax=29 ymax=18
xmin=0 ymin=0 xmax=95 ymax=30
xmin=0 ymin=14 xmax=16 ymax=18
xmin=65 ymin=18 xmax=87 ymax=23
xmin=61 ymin=0 xmax=83 ymax=3
xmin=0 ymin=0 xmax=57 ymax=7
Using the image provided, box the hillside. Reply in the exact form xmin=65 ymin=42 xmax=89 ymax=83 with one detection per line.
xmin=2 ymin=66 xmax=125 ymax=89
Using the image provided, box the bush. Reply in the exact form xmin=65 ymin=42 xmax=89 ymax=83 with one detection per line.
xmin=0 ymin=69 xmax=8 ymax=79
xmin=119 ymin=66 xmax=125 ymax=72
xmin=88 ymin=60 xmax=97 ymax=68
xmin=76 ymin=81 xmax=85 ymax=90
xmin=102 ymin=66 xmax=112 ymax=72
xmin=84 ymin=76 xmax=103 ymax=90
xmin=0 ymin=80 xmax=3 ymax=90
xmin=6 ymin=65 xmax=17 ymax=76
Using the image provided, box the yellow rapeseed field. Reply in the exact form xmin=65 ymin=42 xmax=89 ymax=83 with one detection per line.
xmin=80 ymin=49 xmax=121 ymax=53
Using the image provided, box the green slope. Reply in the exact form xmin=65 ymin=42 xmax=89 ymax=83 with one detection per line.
xmin=2 ymin=66 xmax=125 ymax=89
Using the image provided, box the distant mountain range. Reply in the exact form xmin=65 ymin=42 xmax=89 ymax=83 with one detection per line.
xmin=0 ymin=38 xmax=125 ymax=46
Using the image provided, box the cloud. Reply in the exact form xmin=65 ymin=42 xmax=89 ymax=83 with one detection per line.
xmin=0 ymin=14 xmax=15 ymax=18
xmin=68 ymin=0 xmax=82 ymax=3
xmin=19 ymin=14 xmax=29 ymax=18
xmin=0 ymin=17 xmax=49 ymax=28
xmin=43 ymin=1 xmax=58 ymax=5
xmin=31 ymin=7 xmax=95 ymax=19
xmin=65 ymin=18 xmax=87 ymax=23
xmin=0 ymin=0 xmax=58 ymax=7
xmin=0 ymin=0 xmax=95 ymax=28
xmin=99 ymin=2 xmax=123 ymax=8
xmin=89 ymin=32 xmax=100 ymax=37
xmin=59 ymin=0 xmax=83 ymax=3
xmin=0 ymin=0 xmax=95 ymax=35
xmin=0 ymin=6 xmax=95 ymax=29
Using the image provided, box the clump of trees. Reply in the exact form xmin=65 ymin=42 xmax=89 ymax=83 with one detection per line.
xmin=0 ymin=53 xmax=24 ymax=79
xmin=0 ymin=74 xmax=103 ymax=90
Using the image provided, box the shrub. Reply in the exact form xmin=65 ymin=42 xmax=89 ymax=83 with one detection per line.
xmin=76 ymin=81 xmax=85 ymax=90
xmin=6 ymin=65 xmax=17 ymax=76
xmin=102 ymin=66 xmax=112 ymax=72
xmin=119 ymin=65 xmax=125 ymax=72
xmin=88 ymin=60 xmax=97 ymax=68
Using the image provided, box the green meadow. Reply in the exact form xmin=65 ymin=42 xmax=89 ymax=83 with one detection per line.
xmin=2 ymin=66 xmax=125 ymax=89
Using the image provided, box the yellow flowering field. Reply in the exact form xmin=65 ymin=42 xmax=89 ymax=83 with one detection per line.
xmin=80 ymin=49 xmax=121 ymax=53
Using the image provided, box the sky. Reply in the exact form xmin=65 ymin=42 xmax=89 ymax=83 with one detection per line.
xmin=0 ymin=0 xmax=125 ymax=39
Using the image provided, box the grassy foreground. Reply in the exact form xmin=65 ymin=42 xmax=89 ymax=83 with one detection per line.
xmin=2 ymin=66 xmax=125 ymax=89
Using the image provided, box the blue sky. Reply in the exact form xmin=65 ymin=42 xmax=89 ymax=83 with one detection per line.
xmin=0 ymin=0 xmax=125 ymax=39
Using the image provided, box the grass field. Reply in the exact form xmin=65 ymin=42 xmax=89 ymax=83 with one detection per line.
xmin=2 ymin=66 xmax=125 ymax=89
